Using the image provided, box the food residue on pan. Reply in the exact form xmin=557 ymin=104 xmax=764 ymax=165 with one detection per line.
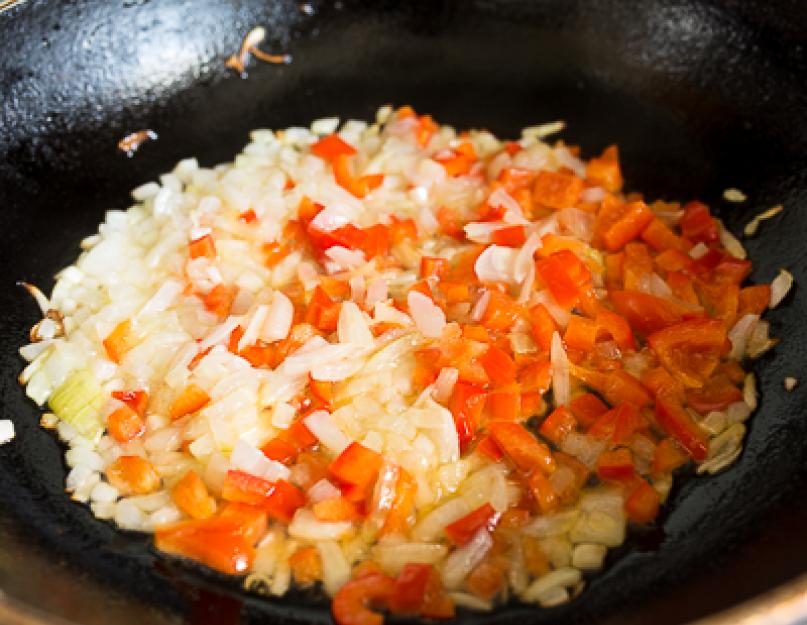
xmin=744 ymin=204 xmax=783 ymax=237
xmin=18 ymin=106 xmax=788 ymax=625
xmin=118 ymin=130 xmax=158 ymax=157
xmin=722 ymin=188 xmax=747 ymax=203
xmin=784 ymin=377 xmax=798 ymax=391
xmin=226 ymin=27 xmax=292 ymax=76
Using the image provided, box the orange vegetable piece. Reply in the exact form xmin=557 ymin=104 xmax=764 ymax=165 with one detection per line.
xmin=420 ymin=256 xmax=449 ymax=280
xmin=595 ymin=308 xmax=636 ymax=351
xmin=313 ymin=496 xmax=360 ymax=522
xmin=596 ymin=447 xmax=636 ymax=482
xmin=647 ymin=319 xmax=726 ymax=388
xmin=155 ymin=518 xmax=255 ymax=575
xmin=380 ymin=467 xmax=417 ymax=536
xmin=563 ymin=315 xmax=598 ymax=352
xmin=331 ymin=573 xmax=396 ymax=625
xmin=538 ymin=406 xmax=577 ymax=445
xmin=532 ymin=170 xmax=583 ymax=209
xmin=585 ymin=144 xmax=623 ymax=192
xmin=641 ymin=217 xmax=686 ymax=252
xmin=625 ymin=479 xmax=661 ymax=524
xmin=261 ymin=437 xmax=299 ymax=464
xmin=518 ymin=359 xmax=552 ymax=395
xmin=655 ymin=396 xmax=710 ymax=462
xmin=111 ymin=389 xmax=149 ymax=416
xmin=445 ymin=503 xmax=497 ymax=545
xmin=535 ymin=250 xmax=592 ymax=309
xmin=572 ymin=365 xmax=653 ymax=407
xmin=222 ymin=471 xmax=305 ymax=523
xmin=491 ymin=225 xmax=527 ymax=247
xmin=290 ymin=547 xmax=323 ymax=586
xmin=449 ymin=381 xmax=488 ymax=452
xmin=103 ymin=319 xmax=134 ymax=364
xmin=328 ymin=442 xmax=384 ymax=494
xmin=610 ymin=290 xmax=685 ymax=336
xmin=686 ymin=374 xmax=743 ymax=413
xmin=217 ymin=502 xmax=269 ymax=544
xmin=466 ymin=560 xmax=508 ymax=600
xmin=569 ymin=392 xmax=609 ymax=427
xmin=480 ymin=345 xmax=517 ymax=387
xmin=527 ymin=469 xmax=559 ymax=514
xmin=652 ymin=438 xmax=690 ymax=475
xmin=169 ymin=384 xmax=210 ymax=420
xmin=106 ymin=455 xmax=160 ymax=495
xmin=594 ymin=197 xmax=654 ymax=252
xmin=487 ymin=421 xmax=556 ymax=473
xmin=486 ymin=387 xmax=521 ymax=421
xmin=480 ymin=291 xmax=521 ymax=331
xmin=106 ymin=405 xmax=145 ymax=443
xmin=188 ymin=234 xmax=216 ymax=259
xmin=172 ymin=470 xmax=216 ymax=520
xmin=203 ymin=284 xmax=235 ymax=317
xmin=641 ymin=366 xmax=686 ymax=402
xmin=529 ymin=303 xmax=557 ymax=351
xmin=238 ymin=208 xmax=257 ymax=223
xmin=738 ymin=284 xmax=772 ymax=316
xmin=475 ymin=435 xmax=504 ymax=461
xmin=311 ymin=133 xmax=357 ymax=162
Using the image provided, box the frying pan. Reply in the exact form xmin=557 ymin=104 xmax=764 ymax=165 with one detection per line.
xmin=1 ymin=1 xmax=807 ymax=624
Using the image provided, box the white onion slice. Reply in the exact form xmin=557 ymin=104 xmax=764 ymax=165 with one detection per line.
xmin=550 ymin=331 xmax=570 ymax=407
xmin=303 ymin=410 xmax=352 ymax=454
xmin=474 ymin=245 xmax=519 ymax=284
xmin=407 ymin=291 xmax=446 ymax=338
xmin=770 ymin=268 xmax=794 ymax=308
xmin=432 ymin=367 xmax=459 ymax=404
xmin=442 ymin=528 xmax=493 ymax=589
xmin=262 ymin=291 xmax=294 ymax=342
xmin=728 ymin=314 xmax=759 ymax=360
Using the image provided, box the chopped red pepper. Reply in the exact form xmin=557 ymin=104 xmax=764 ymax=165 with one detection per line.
xmin=445 ymin=503 xmax=497 ymax=545
xmin=487 ymin=421 xmax=556 ymax=474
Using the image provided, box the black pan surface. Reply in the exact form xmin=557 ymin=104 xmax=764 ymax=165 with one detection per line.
xmin=1 ymin=1 xmax=807 ymax=624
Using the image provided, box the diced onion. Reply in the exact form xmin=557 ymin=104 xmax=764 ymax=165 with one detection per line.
xmin=407 ymin=291 xmax=446 ymax=338
xmin=432 ymin=367 xmax=459 ymax=404
xmin=550 ymin=331 xmax=570 ymax=407
xmin=230 ymin=439 xmax=291 ymax=482
xmin=303 ymin=410 xmax=352 ymax=454
xmin=262 ymin=291 xmax=293 ymax=342
xmin=442 ymin=528 xmax=493 ymax=589
xmin=474 ymin=245 xmax=519 ymax=284
xmin=412 ymin=498 xmax=471 ymax=542
xmin=317 ymin=541 xmax=351 ymax=596
xmin=769 ymin=268 xmax=794 ymax=308
xmin=307 ymin=478 xmax=341 ymax=503
xmin=727 ymin=313 xmax=759 ymax=360
xmin=289 ymin=509 xmax=353 ymax=540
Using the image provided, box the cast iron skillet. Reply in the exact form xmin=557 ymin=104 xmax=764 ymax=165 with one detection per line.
xmin=1 ymin=1 xmax=807 ymax=624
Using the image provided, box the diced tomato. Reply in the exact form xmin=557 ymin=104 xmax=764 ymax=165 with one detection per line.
xmin=238 ymin=208 xmax=257 ymax=223
xmin=333 ymin=154 xmax=384 ymax=198
xmin=380 ymin=468 xmax=417 ymax=536
xmin=103 ymin=319 xmax=134 ymax=364
xmin=172 ymin=470 xmax=216 ymax=520
xmin=529 ymin=303 xmax=557 ymax=351
xmin=261 ymin=437 xmax=298 ymax=464
xmin=204 ymin=284 xmax=235 ymax=317
xmin=569 ymin=392 xmax=609 ymax=427
xmin=445 ymin=503 xmax=497 ymax=545
xmin=466 ymin=560 xmax=508 ymax=601
xmin=680 ymin=200 xmax=719 ymax=244
xmin=311 ymin=133 xmax=357 ymax=162
xmin=480 ymin=345 xmax=517 ymax=387
xmin=588 ymin=402 xmax=644 ymax=443
xmin=686 ymin=375 xmax=743 ymax=413
xmin=480 ymin=291 xmax=521 ymax=331
xmin=290 ymin=546 xmax=323 ymax=586
xmin=518 ymin=359 xmax=552 ymax=395
xmin=539 ymin=406 xmax=577 ymax=445
xmin=169 ymin=384 xmax=210 ymax=420
xmin=655 ymin=396 xmax=709 ymax=462
xmin=738 ymin=284 xmax=772 ymax=316
xmin=641 ymin=217 xmax=686 ymax=252
xmin=420 ymin=256 xmax=449 ymax=280
xmin=641 ymin=366 xmax=685 ymax=402
xmin=572 ymin=366 xmax=652 ymax=407
xmin=331 ymin=574 xmax=396 ymax=625
xmin=475 ymin=434 xmax=504 ymax=461
xmin=111 ymin=389 xmax=149 ymax=416
xmin=655 ymin=248 xmax=693 ymax=273
xmin=449 ymin=382 xmax=488 ymax=451
xmin=313 ymin=496 xmax=360 ymax=522
xmin=216 ymin=502 xmax=269 ymax=544
xmin=652 ymin=438 xmax=690 ymax=475
xmin=329 ymin=442 xmax=384 ymax=495
xmin=106 ymin=405 xmax=145 ymax=443
xmin=491 ymin=225 xmax=527 ymax=247
xmin=305 ymin=285 xmax=341 ymax=332
xmin=155 ymin=518 xmax=256 ymax=575
xmin=585 ymin=145 xmax=623 ymax=192
xmin=222 ymin=471 xmax=305 ymax=523
xmin=647 ymin=319 xmax=726 ymax=388
xmin=594 ymin=197 xmax=654 ymax=251
xmin=596 ymin=447 xmax=636 ymax=482
xmin=188 ymin=234 xmax=216 ymax=259
xmin=625 ymin=479 xmax=661 ymax=524
xmin=610 ymin=290 xmax=685 ymax=335
xmin=434 ymin=142 xmax=477 ymax=177
xmin=527 ymin=469 xmax=559 ymax=514
xmin=533 ymin=170 xmax=583 ymax=209
xmin=487 ymin=421 xmax=555 ymax=473
xmin=535 ymin=249 xmax=592 ymax=309
xmin=487 ymin=386 xmax=521 ymax=421
xmin=563 ymin=315 xmax=598 ymax=352
xmin=595 ymin=309 xmax=636 ymax=351
xmin=106 ymin=455 xmax=160 ymax=495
